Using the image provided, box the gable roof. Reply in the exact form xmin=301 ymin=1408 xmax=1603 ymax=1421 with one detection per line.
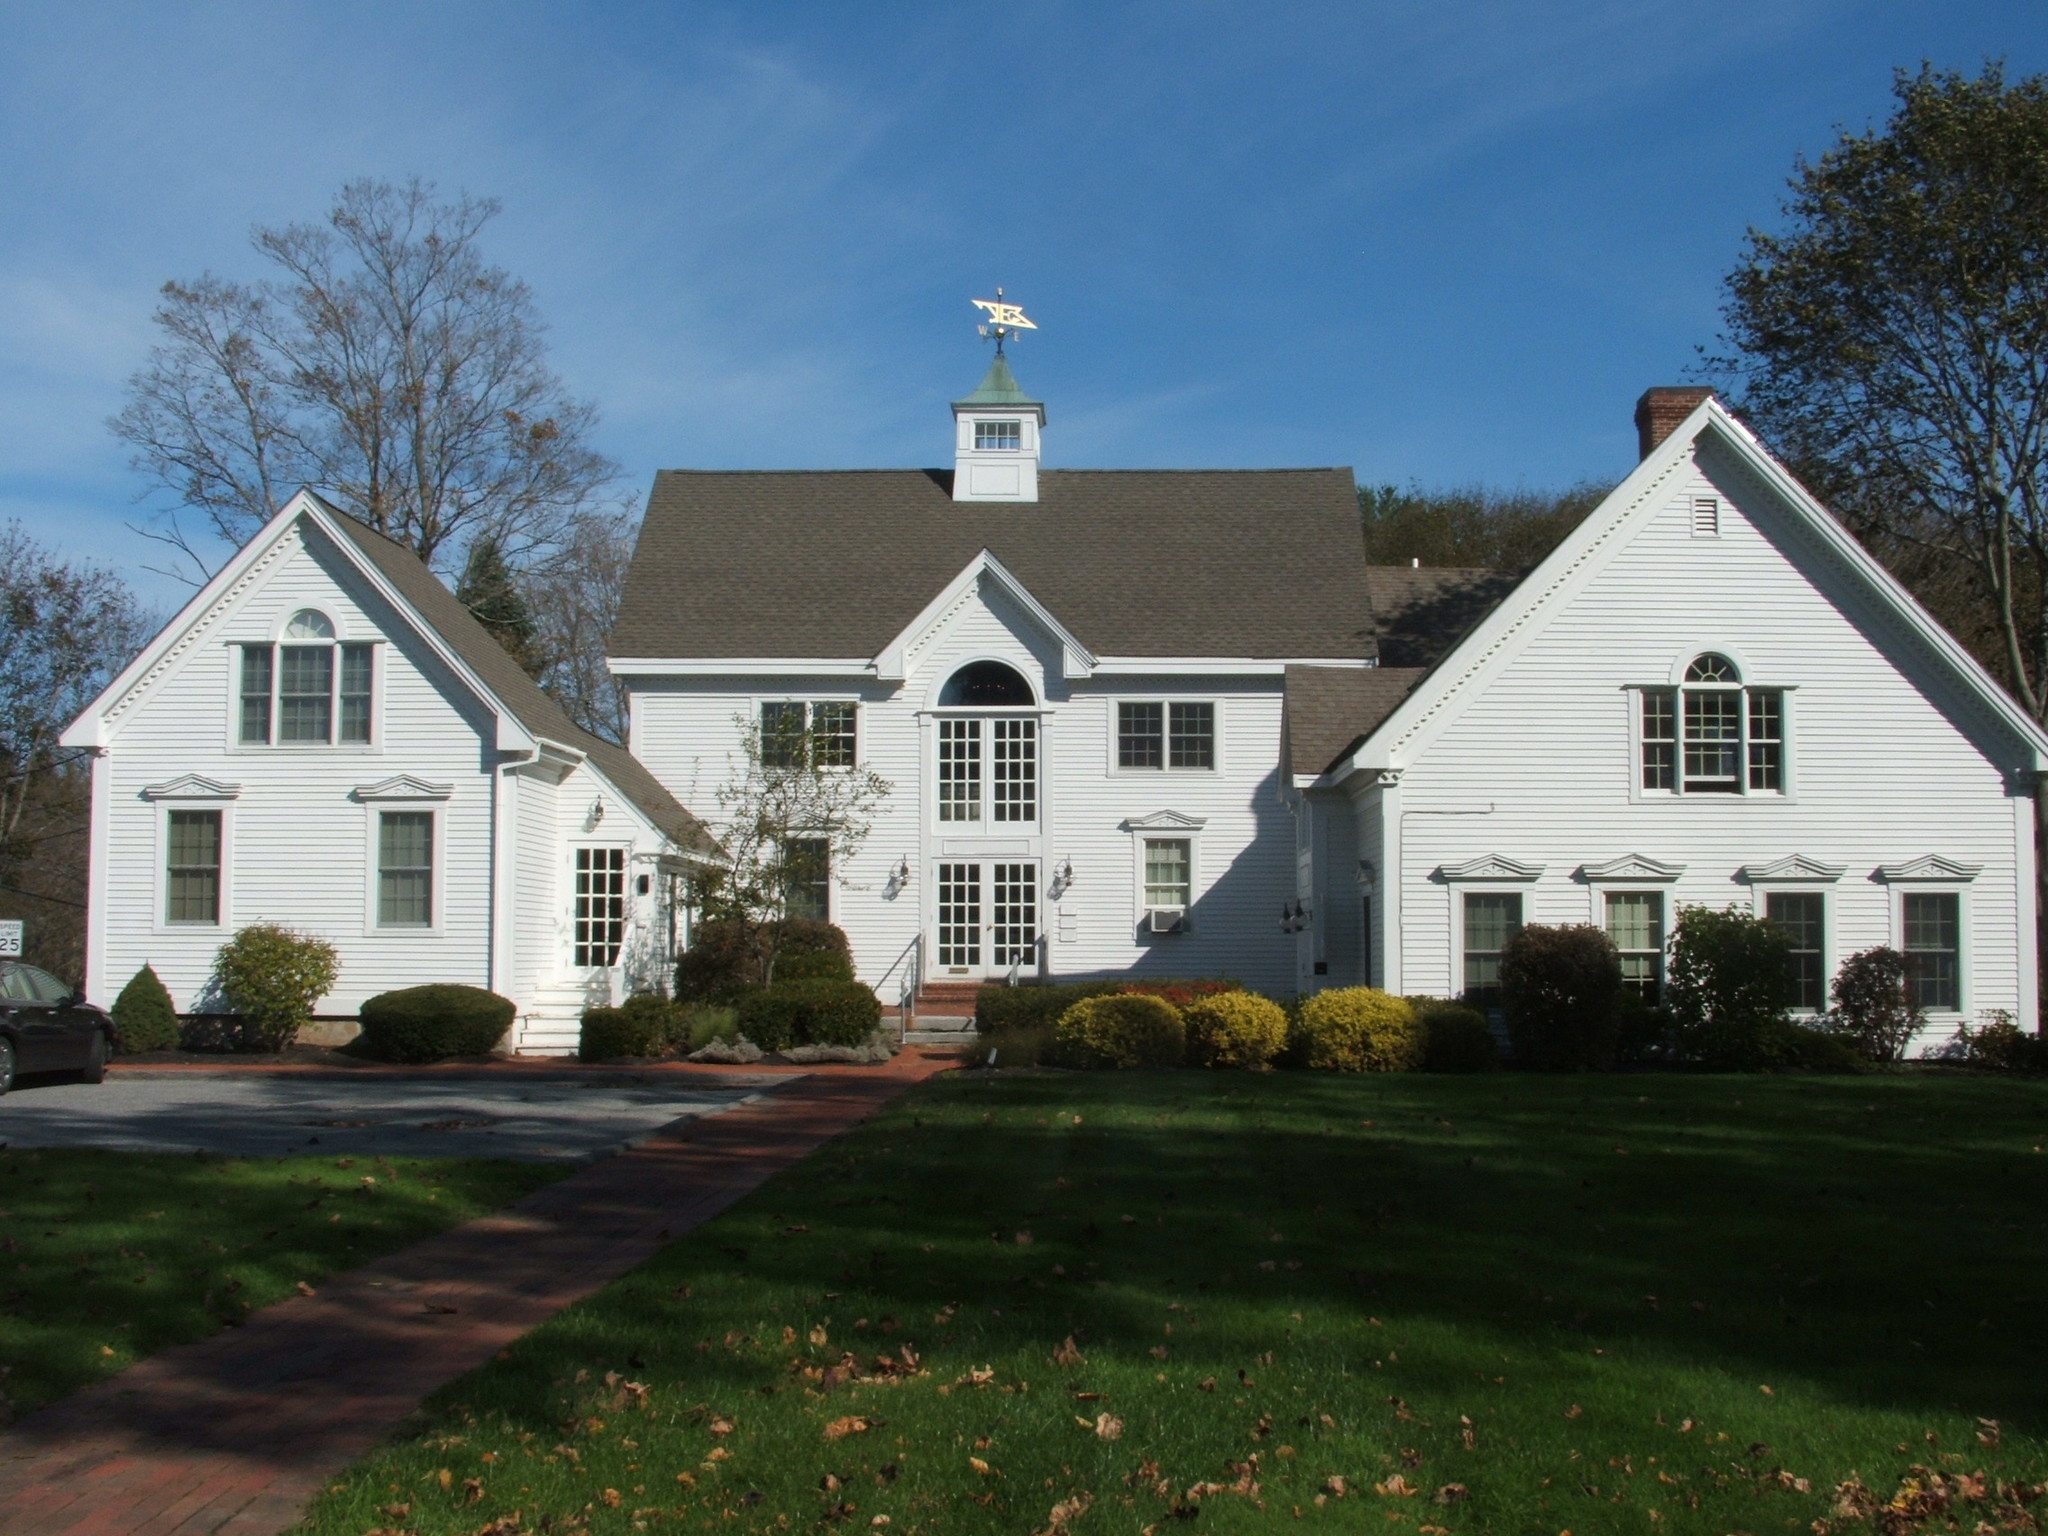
xmin=612 ymin=469 xmax=1371 ymax=663
xmin=1363 ymin=566 xmax=1521 ymax=668
xmin=1284 ymin=664 xmax=1428 ymax=777
xmin=1320 ymin=397 xmax=2048 ymax=784
xmin=315 ymin=505 xmax=716 ymax=856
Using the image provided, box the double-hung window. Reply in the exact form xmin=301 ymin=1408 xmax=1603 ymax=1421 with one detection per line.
xmin=1902 ymin=891 xmax=1961 ymax=1011
xmin=759 ymin=700 xmax=857 ymax=769
xmin=1462 ymin=893 xmax=1522 ymax=1010
xmin=1144 ymin=838 xmax=1192 ymax=911
xmin=1605 ymin=892 xmax=1664 ymax=1002
xmin=1765 ymin=892 xmax=1828 ymax=1011
xmin=377 ymin=812 xmax=434 ymax=928
xmin=165 ymin=810 xmax=222 ymax=925
xmin=783 ymin=838 xmax=831 ymax=923
xmin=1640 ymin=654 xmax=1782 ymax=794
xmin=239 ymin=610 xmax=373 ymax=745
xmin=1118 ymin=701 xmax=1215 ymax=770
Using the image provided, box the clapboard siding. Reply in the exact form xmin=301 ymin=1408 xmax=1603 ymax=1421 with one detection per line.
xmin=1350 ymin=441 xmax=2031 ymax=1035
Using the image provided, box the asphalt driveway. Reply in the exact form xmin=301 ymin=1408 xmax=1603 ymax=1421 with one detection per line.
xmin=0 ymin=1068 xmax=789 ymax=1160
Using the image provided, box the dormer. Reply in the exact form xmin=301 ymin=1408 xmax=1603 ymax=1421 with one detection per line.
xmin=952 ymin=355 xmax=1044 ymax=502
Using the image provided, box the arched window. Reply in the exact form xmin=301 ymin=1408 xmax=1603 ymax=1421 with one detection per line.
xmin=237 ymin=610 xmax=374 ymax=745
xmin=1641 ymin=653 xmax=1781 ymax=795
xmin=285 ymin=609 xmax=335 ymax=640
xmin=940 ymin=660 xmax=1034 ymax=707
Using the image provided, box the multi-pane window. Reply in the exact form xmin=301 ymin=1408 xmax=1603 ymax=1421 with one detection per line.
xmin=573 ymin=846 xmax=626 ymax=964
xmin=1641 ymin=654 xmax=1782 ymax=795
xmin=165 ymin=809 xmax=222 ymax=925
xmin=783 ymin=838 xmax=830 ymax=923
xmin=1604 ymin=892 xmax=1664 ymax=1002
xmin=760 ymin=701 xmax=856 ymax=768
xmin=992 ymin=719 xmax=1036 ymax=822
xmin=1119 ymin=701 xmax=1215 ymax=769
xmin=1143 ymin=838 xmax=1192 ymax=910
xmin=1903 ymin=891 xmax=1960 ymax=1011
xmin=1766 ymin=891 xmax=1827 ymax=1011
xmin=991 ymin=862 xmax=1038 ymax=968
xmin=938 ymin=718 xmax=982 ymax=822
xmin=237 ymin=612 xmax=373 ymax=746
xmin=937 ymin=862 xmax=981 ymax=969
xmin=1462 ymin=892 xmax=1523 ymax=1010
xmin=377 ymin=812 xmax=434 ymax=928
xmin=974 ymin=420 xmax=1021 ymax=450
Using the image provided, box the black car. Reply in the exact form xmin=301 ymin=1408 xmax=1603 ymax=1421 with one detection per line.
xmin=0 ymin=962 xmax=116 ymax=1094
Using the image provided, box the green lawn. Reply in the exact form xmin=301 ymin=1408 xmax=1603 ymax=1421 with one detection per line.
xmin=0 ymin=1148 xmax=564 ymax=1417
xmin=302 ymin=1072 xmax=2048 ymax=1536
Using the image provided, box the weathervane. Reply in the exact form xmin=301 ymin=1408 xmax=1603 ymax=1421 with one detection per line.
xmin=971 ymin=288 xmax=1036 ymax=356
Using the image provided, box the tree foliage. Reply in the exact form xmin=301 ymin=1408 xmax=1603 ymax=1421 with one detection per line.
xmin=455 ymin=532 xmax=546 ymax=680
xmin=111 ymin=177 xmax=618 ymax=581
xmin=1359 ymin=482 xmax=1610 ymax=571
xmin=1715 ymin=64 xmax=2048 ymax=720
xmin=522 ymin=507 xmax=638 ymax=741
xmin=1665 ymin=905 xmax=1800 ymax=1069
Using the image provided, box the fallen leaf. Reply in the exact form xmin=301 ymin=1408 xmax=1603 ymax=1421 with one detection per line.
xmin=1564 ymin=1405 xmax=1582 ymax=1419
xmin=705 ymin=1447 xmax=731 ymax=1463
xmin=1149 ymin=1345 xmax=1169 ymax=1360
xmin=1374 ymin=1475 xmax=1421 ymax=1498
xmin=1322 ymin=1476 xmax=1347 ymax=1497
xmin=1053 ymin=1335 xmax=1085 ymax=1367
xmin=823 ymin=1416 xmax=871 ymax=1442
xmin=1095 ymin=1413 xmax=1124 ymax=1441
xmin=296 ymin=1281 xmax=316 ymax=1297
xmin=1196 ymin=1376 xmax=1217 ymax=1392
xmin=435 ymin=1469 xmax=453 ymax=1491
xmin=969 ymin=1456 xmax=992 ymax=1475
xmin=708 ymin=1417 xmax=735 ymax=1437
xmin=1431 ymin=1483 xmax=1469 ymax=1505
xmin=461 ymin=1477 xmax=484 ymax=1505
xmin=782 ymin=1325 xmax=797 ymax=1346
xmin=810 ymin=1325 xmax=829 ymax=1347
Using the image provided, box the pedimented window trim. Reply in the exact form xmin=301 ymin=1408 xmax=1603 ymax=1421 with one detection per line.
xmin=1578 ymin=854 xmax=1684 ymax=883
xmin=1876 ymin=855 xmax=1981 ymax=883
xmin=1438 ymin=854 xmax=1543 ymax=883
xmin=1121 ymin=808 xmax=1209 ymax=833
xmin=352 ymin=773 xmax=455 ymax=802
xmin=141 ymin=773 xmax=242 ymax=801
xmin=1740 ymin=854 xmax=1847 ymax=884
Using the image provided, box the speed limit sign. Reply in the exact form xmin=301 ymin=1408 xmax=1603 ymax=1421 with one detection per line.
xmin=0 ymin=920 xmax=21 ymax=957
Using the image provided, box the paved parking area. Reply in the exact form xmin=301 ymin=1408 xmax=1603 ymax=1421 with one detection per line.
xmin=0 ymin=1068 xmax=790 ymax=1160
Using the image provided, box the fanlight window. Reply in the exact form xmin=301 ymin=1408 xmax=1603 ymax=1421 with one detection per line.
xmin=285 ymin=609 xmax=335 ymax=640
xmin=940 ymin=660 xmax=1034 ymax=707
xmin=239 ymin=609 xmax=373 ymax=746
xmin=1641 ymin=652 xmax=1782 ymax=795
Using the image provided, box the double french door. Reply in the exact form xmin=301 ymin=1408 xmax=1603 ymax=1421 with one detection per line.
xmin=935 ymin=860 xmax=1040 ymax=978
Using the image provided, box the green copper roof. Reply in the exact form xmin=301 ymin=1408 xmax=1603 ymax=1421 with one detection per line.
xmin=953 ymin=353 xmax=1043 ymax=410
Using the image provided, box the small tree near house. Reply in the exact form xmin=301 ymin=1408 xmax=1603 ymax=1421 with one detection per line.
xmin=695 ymin=710 xmax=890 ymax=986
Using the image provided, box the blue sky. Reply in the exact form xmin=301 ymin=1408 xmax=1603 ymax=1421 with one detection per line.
xmin=1 ymin=2 xmax=2040 ymax=606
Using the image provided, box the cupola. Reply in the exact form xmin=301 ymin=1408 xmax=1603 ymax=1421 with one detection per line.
xmin=953 ymin=292 xmax=1045 ymax=502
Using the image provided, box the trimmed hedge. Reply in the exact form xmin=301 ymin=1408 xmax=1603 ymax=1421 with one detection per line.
xmin=676 ymin=919 xmax=853 ymax=1002
xmin=1293 ymin=988 xmax=1423 ymax=1071
xmin=772 ymin=949 xmax=856 ymax=984
xmin=974 ymin=980 xmax=1122 ymax=1034
xmin=1183 ymin=991 xmax=1287 ymax=1069
xmin=1053 ymin=993 xmax=1186 ymax=1069
xmin=737 ymin=980 xmax=882 ymax=1052
xmin=1499 ymin=923 xmax=1623 ymax=1071
xmin=1413 ymin=999 xmax=1498 ymax=1073
xmin=110 ymin=964 xmax=180 ymax=1053
xmin=580 ymin=994 xmax=682 ymax=1062
xmin=357 ymin=984 xmax=515 ymax=1063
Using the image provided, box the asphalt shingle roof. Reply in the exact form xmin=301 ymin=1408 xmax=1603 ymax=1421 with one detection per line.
xmin=612 ymin=469 xmax=1373 ymax=662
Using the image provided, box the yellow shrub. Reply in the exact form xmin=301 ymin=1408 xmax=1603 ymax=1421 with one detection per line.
xmin=1183 ymin=990 xmax=1288 ymax=1069
xmin=1053 ymin=993 xmax=1186 ymax=1069
xmin=1293 ymin=987 xmax=1423 ymax=1071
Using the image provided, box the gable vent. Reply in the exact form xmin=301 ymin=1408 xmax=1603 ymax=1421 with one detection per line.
xmin=1691 ymin=496 xmax=1721 ymax=538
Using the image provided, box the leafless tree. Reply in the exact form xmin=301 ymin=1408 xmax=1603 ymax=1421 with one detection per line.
xmin=525 ymin=507 xmax=639 ymax=742
xmin=111 ymin=177 xmax=618 ymax=583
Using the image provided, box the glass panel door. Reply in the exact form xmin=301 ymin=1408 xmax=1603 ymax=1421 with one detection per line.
xmin=575 ymin=847 xmax=627 ymax=967
xmin=937 ymin=862 xmax=981 ymax=971
xmin=991 ymin=719 xmax=1036 ymax=823
xmin=991 ymin=862 xmax=1038 ymax=974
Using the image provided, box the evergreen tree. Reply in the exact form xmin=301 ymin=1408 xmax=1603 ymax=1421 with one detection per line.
xmin=457 ymin=534 xmax=547 ymax=679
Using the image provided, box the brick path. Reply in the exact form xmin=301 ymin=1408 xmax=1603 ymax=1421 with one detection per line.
xmin=0 ymin=1052 xmax=958 ymax=1536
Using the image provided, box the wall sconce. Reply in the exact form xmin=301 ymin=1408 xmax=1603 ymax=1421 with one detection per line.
xmin=884 ymin=857 xmax=912 ymax=901
xmin=1049 ymin=857 xmax=1074 ymax=899
xmin=1279 ymin=899 xmax=1310 ymax=934
xmin=897 ymin=857 xmax=912 ymax=885
xmin=585 ymin=798 xmax=605 ymax=832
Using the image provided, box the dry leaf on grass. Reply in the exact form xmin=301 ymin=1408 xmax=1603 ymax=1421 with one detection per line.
xmin=823 ymin=1416 xmax=871 ymax=1441
xmin=810 ymin=1325 xmax=829 ymax=1347
xmin=1432 ymin=1483 xmax=1469 ymax=1504
xmin=969 ymin=1456 xmax=992 ymax=1475
xmin=1038 ymin=1490 xmax=1093 ymax=1535
xmin=1095 ymin=1413 xmax=1123 ymax=1441
xmin=1053 ymin=1335 xmax=1085 ymax=1366
xmin=1374 ymin=1474 xmax=1421 ymax=1497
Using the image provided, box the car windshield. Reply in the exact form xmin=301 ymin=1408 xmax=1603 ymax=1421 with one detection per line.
xmin=0 ymin=964 xmax=68 ymax=1004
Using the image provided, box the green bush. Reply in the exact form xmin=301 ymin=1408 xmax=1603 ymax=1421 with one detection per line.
xmin=1182 ymin=991 xmax=1287 ymax=1068
xmin=1617 ymin=994 xmax=1676 ymax=1063
xmin=1292 ymin=988 xmax=1422 ymax=1072
xmin=1412 ymin=999 xmax=1498 ymax=1072
xmin=357 ymin=984 xmax=515 ymax=1063
xmin=1053 ymin=993 xmax=1186 ymax=1069
xmin=683 ymin=1004 xmax=740 ymax=1050
xmin=1779 ymin=1022 xmax=1866 ymax=1073
xmin=1499 ymin=924 xmax=1622 ymax=1071
xmin=580 ymin=996 xmax=677 ymax=1062
xmin=974 ymin=980 xmax=1121 ymax=1035
xmin=1666 ymin=905 xmax=1800 ymax=1069
xmin=1945 ymin=1012 xmax=2048 ymax=1073
xmin=110 ymin=964 xmax=180 ymax=1053
xmin=1826 ymin=947 xmax=1922 ymax=1063
xmin=211 ymin=924 xmax=340 ymax=1051
xmin=978 ymin=1022 xmax=1055 ymax=1068
xmin=736 ymin=980 xmax=881 ymax=1052
xmin=772 ymin=949 xmax=856 ymax=984
xmin=676 ymin=919 xmax=854 ymax=1001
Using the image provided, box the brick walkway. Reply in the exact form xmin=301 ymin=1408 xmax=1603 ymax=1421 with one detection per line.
xmin=0 ymin=1052 xmax=958 ymax=1536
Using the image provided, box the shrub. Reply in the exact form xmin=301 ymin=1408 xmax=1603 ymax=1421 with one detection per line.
xmin=737 ymin=979 xmax=882 ymax=1052
xmin=1665 ymin=905 xmax=1799 ymax=1070
xmin=1499 ymin=924 xmax=1622 ymax=1071
xmin=1053 ymin=993 xmax=1186 ymax=1069
xmin=1779 ymin=1022 xmax=1866 ymax=1073
xmin=1183 ymin=991 xmax=1287 ymax=1068
xmin=110 ymin=964 xmax=180 ymax=1053
xmin=773 ymin=949 xmax=856 ymax=984
xmin=1292 ymin=988 xmax=1423 ymax=1072
xmin=1945 ymin=1011 xmax=2048 ymax=1073
xmin=1411 ymin=999 xmax=1498 ymax=1072
xmin=211 ymin=924 xmax=339 ymax=1051
xmin=1617 ymin=994 xmax=1676 ymax=1063
xmin=683 ymin=1004 xmax=740 ymax=1050
xmin=979 ymin=1022 xmax=1055 ymax=1068
xmin=675 ymin=919 xmax=853 ymax=1002
xmin=1826 ymin=947 xmax=1922 ymax=1063
xmin=357 ymin=984 xmax=516 ymax=1063
xmin=975 ymin=980 xmax=1121 ymax=1035
xmin=1118 ymin=978 xmax=1240 ymax=1008
xmin=580 ymin=996 xmax=678 ymax=1062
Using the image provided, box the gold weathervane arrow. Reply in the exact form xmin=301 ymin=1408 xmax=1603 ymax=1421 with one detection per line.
xmin=971 ymin=287 xmax=1036 ymax=353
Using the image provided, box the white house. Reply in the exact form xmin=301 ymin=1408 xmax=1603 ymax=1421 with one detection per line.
xmin=67 ymin=359 xmax=2048 ymax=1054
xmin=61 ymin=492 xmax=717 ymax=1055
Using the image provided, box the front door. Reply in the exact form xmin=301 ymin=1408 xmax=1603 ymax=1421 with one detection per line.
xmin=935 ymin=861 xmax=1040 ymax=980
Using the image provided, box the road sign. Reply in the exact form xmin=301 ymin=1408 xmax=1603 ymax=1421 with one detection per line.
xmin=0 ymin=920 xmax=20 ymax=957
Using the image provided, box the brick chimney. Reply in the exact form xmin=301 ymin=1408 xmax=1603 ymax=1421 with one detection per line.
xmin=1633 ymin=386 xmax=1714 ymax=460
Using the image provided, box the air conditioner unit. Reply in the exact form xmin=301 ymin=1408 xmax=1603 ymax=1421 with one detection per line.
xmin=1148 ymin=907 xmax=1187 ymax=934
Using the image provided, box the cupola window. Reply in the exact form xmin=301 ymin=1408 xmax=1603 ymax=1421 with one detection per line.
xmin=974 ymin=420 xmax=1021 ymax=451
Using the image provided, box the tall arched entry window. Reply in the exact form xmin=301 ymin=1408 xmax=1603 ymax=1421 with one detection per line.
xmin=932 ymin=660 xmax=1040 ymax=980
